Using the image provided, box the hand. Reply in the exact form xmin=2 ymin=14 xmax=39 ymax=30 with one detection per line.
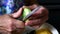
xmin=25 ymin=7 xmax=48 ymax=29
xmin=0 ymin=8 xmax=25 ymax=34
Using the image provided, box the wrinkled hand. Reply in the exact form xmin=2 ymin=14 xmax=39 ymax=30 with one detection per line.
xmin=25 ymin=7 xmax=48 ymax=29
xmin=0 ymin=8 xmax=25 ymax=34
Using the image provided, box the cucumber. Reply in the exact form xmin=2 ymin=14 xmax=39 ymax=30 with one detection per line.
xmin=22 ymin=7 xmax=31 ymax=20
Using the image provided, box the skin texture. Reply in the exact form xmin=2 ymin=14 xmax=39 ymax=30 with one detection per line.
xmin=11 ymin=4 xmax=48 ymax=29
xmin=0 ymin=4 xmax=48 ymax=34
xmin=0 ymin=8 xmax=25 ymax=34
xmin=25 ymin=4 xmax=48 ymax=29
xmin=24 ymin=0 xmax=48 ymax=29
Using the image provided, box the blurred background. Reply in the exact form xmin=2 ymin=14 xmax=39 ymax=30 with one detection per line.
xmin=38 ymin=0 xmax=60 ymax=33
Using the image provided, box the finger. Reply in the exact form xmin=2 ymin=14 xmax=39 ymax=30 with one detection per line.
xmin=29 ymin=14 xmax=40 ymax=20
xmin=12 ymin=19 xmax=25 ymax=34
xmin=25 ymin=20 xmax=37 ymax=25
xmin=25 ymin=19 xmax=42 ymax=26
xmin=10 ymin=8 xmax=23 ymax=18
xmin=12 ymin=19 xmax=25 ymax=29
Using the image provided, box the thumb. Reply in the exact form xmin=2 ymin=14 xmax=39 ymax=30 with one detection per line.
xmin=10 ymin=8 xmax=23 ymax=18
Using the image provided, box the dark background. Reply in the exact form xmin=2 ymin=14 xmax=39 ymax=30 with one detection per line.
xmin=38 ymin=0 xmax=60 ymax=33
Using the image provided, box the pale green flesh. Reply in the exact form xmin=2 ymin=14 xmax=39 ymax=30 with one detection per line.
xmin=22 ymin=8 xmax=31 ymax=20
